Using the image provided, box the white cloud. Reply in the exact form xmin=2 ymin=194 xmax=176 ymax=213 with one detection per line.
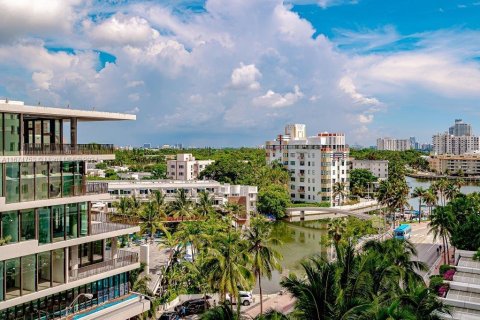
xmin=338 ymin=76 xmax=380 ymax=106
xmin=253 ymin=85 xmax=303 ymax=108
xmin=358 ymin=113 xmax=373 ymax=124
xmin=86 ymin=14 xmax=159 ymax=47
xmin=230 ymin=64 xmax=262 ymax=90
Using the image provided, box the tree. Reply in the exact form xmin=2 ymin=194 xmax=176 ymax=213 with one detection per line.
xmin=431 ymin=178 xmax=449 ymax=206
xmin=423 ymin=189 xmax=437 ymax=217
xmin=245 ymin=217 xmax=283 ymax=315
xmin=429 ymin=206 xmax=456 ymax=264
xmin=412 ymin=187 xmax=427 ymax=223
xmin=257 ymin=185 xmax=290 ymax=219
xmin=170 ymin=189 xmax=195 ymax=221
xmin=197 ymin=190 xmax=215 ymax=217
xmin=327 ymin=218 xmax=347 ymax=246
xmin=350 ymin=169 xmax=378 ymax=198
xmin=138 ymin=201 xmax=166 ymax=243
xmin=445 ymin=183 xmax=460 ymax=203
xmin=332 ymin=182 xmax=347 ymax=206
xmin=113 ymin=196 xmax=131 ymax=215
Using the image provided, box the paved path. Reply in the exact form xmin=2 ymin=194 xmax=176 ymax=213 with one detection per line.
xmin=243 ymin=293 xmax=295 ymax=318
xmin=408 ymin=222 xmax=443 ymax=280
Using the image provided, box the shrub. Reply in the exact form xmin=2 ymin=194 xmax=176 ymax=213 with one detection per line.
xmin=439 ymin=264 xmax=455 ymax=275
xmin=438 ymin=284 xmax=449 ymax=298
xmin=429 ymin=275 xmax=444 ymax=291
xmin=443 ymin=269 xmax=456 ymax=281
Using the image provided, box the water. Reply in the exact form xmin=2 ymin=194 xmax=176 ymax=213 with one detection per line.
xmin=256 ymin=220 xmax=327 ymax=294
xmin=406 ymin=176 xmax=480 ymax=210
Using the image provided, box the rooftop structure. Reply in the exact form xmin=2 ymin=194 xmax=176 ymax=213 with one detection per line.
xmin=0 ymin=101 xmax=148 ymax=319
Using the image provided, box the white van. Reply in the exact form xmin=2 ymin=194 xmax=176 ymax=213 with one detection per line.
xmin=225 ymin=291 xmax=254 ymax=306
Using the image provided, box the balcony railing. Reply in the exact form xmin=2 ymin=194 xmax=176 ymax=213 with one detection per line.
xmin=69 ymin=251 xmax=139 ymax=281
xmin=85 ymin=182 xmax=109 ymax=195
xmin=22 ymin=143 xmax=114 ymax=155
xmin=91 ymin=212 xmax=139 ymax=235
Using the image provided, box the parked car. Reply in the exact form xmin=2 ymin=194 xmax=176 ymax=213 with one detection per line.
xmin=174 ymin=298 xmax=211 ymax=316
xmin=158 ymin=311 xmax=179 ymax=320
xmin=225 ymin=291 xmax=254 ymax=306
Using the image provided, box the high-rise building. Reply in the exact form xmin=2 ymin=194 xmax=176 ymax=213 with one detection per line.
xmin=0 ymin=100 xmax=149 ymax=319
xmin=167 ymin=153 xmax=214 ymax=180
xmin=449 ymin=119 xmax=472 ymax=137
xmin=432 ymin=133 xmax=480 ymax=155
xmin=376 ymin=137 xmax=411 ymax=151
xmin=266 ymin=125 xmax=349 ymax=206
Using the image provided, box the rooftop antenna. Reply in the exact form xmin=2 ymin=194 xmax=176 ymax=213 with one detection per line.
xmin=5 ymin=98 xmax=8 ymax=103
xmin=38 ymin=101 xmax=41 ymax=106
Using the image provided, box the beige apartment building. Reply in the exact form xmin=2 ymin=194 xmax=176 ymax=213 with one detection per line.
xmin=350 ymin=159 xmax=389 ymax=179
xmin=0 ymin=100 xmax=149 ymax=319
xmin=376 ymin=137 xmax=411 ymax=151
xmin=428 ymin=154 xmax=480 ymax=175
xmin=167 ymin=153 xmax=214 ymax=180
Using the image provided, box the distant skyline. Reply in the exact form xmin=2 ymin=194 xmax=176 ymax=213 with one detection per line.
xmin=1 ymin=0 xmax=479 ymax=147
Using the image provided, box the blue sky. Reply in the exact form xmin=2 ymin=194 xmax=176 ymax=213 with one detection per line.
xmin=0 ymin=0 xmax=479 ymax=147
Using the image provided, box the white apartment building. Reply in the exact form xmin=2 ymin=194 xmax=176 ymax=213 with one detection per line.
xmin=433 ymin=133 xmax=480 ymax=155
xmin=449 ymin=119 xmax=472 ymax=136
xmin=376 ymin=137 xmax=411 ymax=151
xmin=266 ymin=125 xmax=349 ymax=205
xmin=167 ymin=153 xmax=214 ymax=180
xmin=350 ymin=159 xmax=389 ymax=179
xmin=0 ymin=100 xmax=149 ymax=319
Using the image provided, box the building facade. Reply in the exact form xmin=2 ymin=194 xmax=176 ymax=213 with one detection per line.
xmin=428 ymin=154 xmax=480 ymax=175
xmin=376 ymin=137 xmax=411 ymax=151
xmin=101 ymin=180 xmax=257 ymax=215
xmin=432 ymin=133 xmax=480 ymax=155
xmin=166 ymin=154 xmax=214 ymax=180
xmin=350 ymin=159 xmax=389 ymax=179
xmin=0 ymin=100 xmax=149 ymax=319
xmin=449 ymin=119 xmax=472 ymax=137
xmin=266 ymin=125 xmax=349 ymax=205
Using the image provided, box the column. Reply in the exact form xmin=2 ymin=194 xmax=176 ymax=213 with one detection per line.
xmin=70 ymin=117 xmax=77 ymax=151
xmin=69 ymin=245 xmax=79 ymax=281
xmin=140 ymin=244 xmax=149 ymax=275
xmin=111 ymin=237 xmax=118 ymax=260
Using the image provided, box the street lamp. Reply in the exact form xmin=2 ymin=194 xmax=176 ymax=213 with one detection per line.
xmin=66 ymin=293 xmax=94 ymax=316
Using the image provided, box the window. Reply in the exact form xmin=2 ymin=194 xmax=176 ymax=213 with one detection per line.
xmin=35 ymin=162 xmax=49 ymax=200
xmin=20 ymin=209 xmax=35 ymax=241
xmin=5 ymin=258 xmax=20 ymax=300
xmin=79 ymin=202 xmax=88 ymax=237
xmin=21 ymin=255 xmax=36 ymax=295
xmin=49 ymin=163 xmax=61 ymax=198
xmin=2 ymin=211 xmax=19 ymax=243
xmin=52 ymin=205 xmax=65 ymax=242
xmin=38 ymin=251 xmax=52 ymax=291
xmin=62 ymin=162 xmax=74 ymax=197
xmin=4 ymin=113 xmax=20 ymax=156
xmin=20 ymin=163 xmax=34 ymax=202
xmin=52 ymin=249 xmax=65 ymax=285
xmin=0 ymin=262 xmax=3 ymax=301
xmin=66 ymin=203 xmax=78 ymax=239
xmin=5 ymin=163 xmax=19 ymax=203
xmin=38 ymin=207 xmax=51 ymax=244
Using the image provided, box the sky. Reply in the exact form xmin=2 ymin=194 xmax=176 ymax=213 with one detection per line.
xmin=1 ymin=0 xmax=480 ymax=147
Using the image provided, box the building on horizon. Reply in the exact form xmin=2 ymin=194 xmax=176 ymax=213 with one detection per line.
xmin=376 ymin=137 xmax=411 ymax=151
xmin=167 ymin=153 xmax=214 ymax=180
xmin=428 ymin=153 xmax=480 ymax=175
xmin=433 ymin=120 xmax=479 ymax=155
xmin=350 ymin=159 xmax=389 ymax=180
xmin=449 ymin=119 xmax=472 ymax=137
xmin=266 ymin=124 xmax=349 ymax=206
xmin=0 ymin=100 xmax=149 ymax=319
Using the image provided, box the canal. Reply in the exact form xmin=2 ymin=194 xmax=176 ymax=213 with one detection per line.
xmin=257 ymin=177 xmax=480 ymax=294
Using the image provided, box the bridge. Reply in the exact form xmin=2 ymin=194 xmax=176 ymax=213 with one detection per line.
xmin=285 ymin=201 xmax=386 ymax=221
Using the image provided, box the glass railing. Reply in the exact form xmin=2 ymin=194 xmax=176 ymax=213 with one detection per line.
xmin=69 ymin=251 xmax=138 ymax=281
xmin=22 ymin=144 xmax=114 ymax=155
xmin=90 ymin=213 xmax=139 ymax=235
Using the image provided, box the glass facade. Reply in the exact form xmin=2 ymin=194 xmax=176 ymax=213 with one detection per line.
xmin=0 ymin=202 xmax=88 ymax=245
xmin=78 ymin=240 xmax=104 ymax=267
xmin=3 ymin=113 xmax=20 ymax=156
xmin=38 ymin=251 xmax=51 ymax=290
xmin=0 ymin=273 xmax=130 ymax=320
xmin=2 ymin=161 xmax=86 ymax=204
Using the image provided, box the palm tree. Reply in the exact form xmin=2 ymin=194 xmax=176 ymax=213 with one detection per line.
xmin=170 ymin=189 xmax=195 ymax=221
xmin=424 ymin=189 xmax=437 ymax=217
xmin=429 ymin=206 xmax=456 ymax=264
xmin=129 ymin=195 xmax=142 ymax=216
xmin=113 ymin=196 xmax=131 ymax=215
xmin=332 ymin=182 xmax=347 ymax=206
xmin=204 ymin=230 xmax=253 ymax=304
xmin=245 ymin=217 xmax=283 ymax=315
xmin=412 ymin=187 xmax=427 ymax=223
xmin=327 ymin=218 xmax=347 ymax=260
xmin=432 ymin=178 xmax=449 ymax=206
xmin=151 ymin=190 xmax=167 ymax=217
xmin=197 ymin=190 xmax=215 ymax=217
xmin=133 ymin=275 xmax=161 ymax=320
xmin=445 ymin=183 xmax=460 ymax=203
xmin=398 ymin=284 xmax=450 ymax=319
xmin=138 ymin=201 xmax=166 ymax=243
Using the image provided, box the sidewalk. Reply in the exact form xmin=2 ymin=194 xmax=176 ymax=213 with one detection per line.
xmin=243 ymin=293 xmax=295 ymax=318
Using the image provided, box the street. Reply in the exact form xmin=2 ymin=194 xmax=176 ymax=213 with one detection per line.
xmin=408 ymin=223 xmax=442 ymax=280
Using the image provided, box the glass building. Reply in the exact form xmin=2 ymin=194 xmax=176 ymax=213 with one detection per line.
xmin=0 ymin=100 xmax=147 ymax=320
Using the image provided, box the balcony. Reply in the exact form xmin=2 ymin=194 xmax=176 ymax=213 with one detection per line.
xmin=91 ymin=212 xmax=140 ymax=235
xmin=69 ymin=250 xmax=139 ymax=282
xmin=22 ymin=143 xmax=114 ymax=156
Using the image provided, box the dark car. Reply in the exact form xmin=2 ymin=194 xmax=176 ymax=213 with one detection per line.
xmin=158 ymin=311 xmax=179 ymax=320
xmin=174 ymin=298 xmax=211 ymax=316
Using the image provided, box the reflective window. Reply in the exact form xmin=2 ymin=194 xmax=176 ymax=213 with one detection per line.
xmin=5 ymin=258 xmax=20 ymax=300
xmin=52 ymin=205 xmax=65 ymax=242
xmin=38 ymin=207 xmax=51 ymax=244
xmin=21 ymin=255 xmax=36 ymax=295
xmin=35 ymin=162 xmax=49 ymax=200
xmin=62 ymin=162 xmax=74 ymax=197
xmin=2 ymin=211 xmax=19 ymax=243
xmin=66 ymin=203 xmax=78 ymax=239
xmin=20 ymin=163 xmax=35 ymax=202
xmin=52 ymin=249 xmax=65 ymax=285
xmin=38 ymin=251 xmax=52 ymax=290
xmin=20 ymin=209 xmax=35 ymax=241
xmin=49 ymin=162 xmax=61 ymax=198
xmin=80 ymin=202 xmax=88 ymax=237
xmin=0 ymin=262 xmax=3 ymax=301
xmin=5 ymin=163 xmax=19 ymax=203
xmin=4 ymin=113 xmax=20 ymax=156
xmin=74 ymin=162 xmax=84 ymax=196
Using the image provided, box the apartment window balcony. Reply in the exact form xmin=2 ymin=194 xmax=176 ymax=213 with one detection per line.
xmin=298 ymin=188 xmax=305 ymax=193
xmin=69 ymin=250 xmax=138 ymax=282
xmin=21 ymin=143 xmax=114 ymax=156
xmin=91 ymin=212 xmax=140 ymax=235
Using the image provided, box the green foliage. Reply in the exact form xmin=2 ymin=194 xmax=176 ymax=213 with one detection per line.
xmin=350 ymin=149 xmax=429 ymax=170
xmin=349 ymin=168 xmax=377 ymax=197
xmin=428 ymin=275 xmax=444 ymax=291
xmin=95 ymin=162 xmax=107 ymax=169
xmin=439 ymin=264 xmax=455 ymax=276
xmin=257 ymin=185 xmax=291 ymax=219
xmin=0 ymin=236 xmax=11 ymax=246
xmin=288 ymin=201 xmax=330 ymax=208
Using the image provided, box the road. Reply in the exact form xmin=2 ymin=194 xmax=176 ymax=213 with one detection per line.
xmin=408 ymin=223 xmax=442 ymax=280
